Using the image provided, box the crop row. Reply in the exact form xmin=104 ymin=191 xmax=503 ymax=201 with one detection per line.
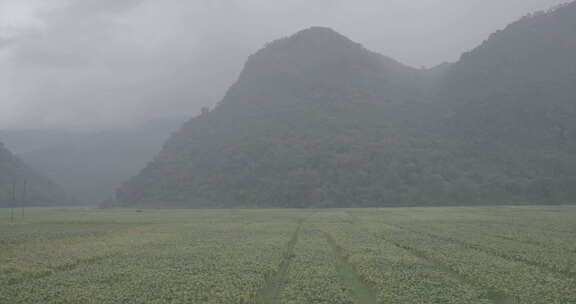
xmin=280 ymin=226 xmax=354 ymax=304
xmin=363 ymin=218 xmax=576 ymax=303
xmin=395 ymin=220 xmax=576 ymax=275
xmin=1 ymin=220 xmax=297 ymax=304
xmin=317 ymin=211 xmax=492 ymax=304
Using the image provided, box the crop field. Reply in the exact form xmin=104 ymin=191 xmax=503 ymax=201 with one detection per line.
xmin=1 ymin=206 xmax=576 ymax=304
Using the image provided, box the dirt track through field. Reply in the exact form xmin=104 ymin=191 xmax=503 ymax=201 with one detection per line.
xmin=345 ymin=211 xmax=518 ymax=304
xmin=323 ymin=232 xmax=377 ymax=304
xmin=255 ymin=220 xmax=302 ymax=304
xmin=383 ymin=235 xmax=518 ymax=304
xmin=390 ymin=223 xmax=576 ymax=278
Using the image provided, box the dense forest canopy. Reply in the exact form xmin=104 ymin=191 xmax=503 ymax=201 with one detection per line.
xmin=116 ymin=3 xmax=576 ymax=208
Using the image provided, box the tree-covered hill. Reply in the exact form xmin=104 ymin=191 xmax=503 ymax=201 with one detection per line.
xmin=0 ymin=142 xmax=70 ymax=207
xmin=440 ymin=2 xmax=576 ymax=146
xmin=116 ymin=3 xmax=576 ymax=208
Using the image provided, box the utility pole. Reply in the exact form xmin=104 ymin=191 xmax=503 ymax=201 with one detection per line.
xmin=21 ymin=180 xmax=27 ymax=219
xmin=10 ymin=181 xmax=16 ymax=224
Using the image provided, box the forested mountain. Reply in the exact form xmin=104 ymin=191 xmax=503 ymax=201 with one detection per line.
xmin=440 ymin=2 xmax=576 ymax=146
xmin=117 ymin=3 xmax=576 ymax=208
xmin=0 ymin=142 xmax=70 ymax=207
xmin=0 ymin=119 xmax=181 ymax=204
xmin=432 ymin=2 xmax=576 ymax=203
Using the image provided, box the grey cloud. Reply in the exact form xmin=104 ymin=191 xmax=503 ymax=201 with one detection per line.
xmin=0 ymin=0 xmax=569 ymax=129
xmin=0 ymin=37 xmax=16 ymax=48
xmin=62 ymin=0 xmax=144 ymax=15
xmin=12 ymin=0 xmax=144 ymax=67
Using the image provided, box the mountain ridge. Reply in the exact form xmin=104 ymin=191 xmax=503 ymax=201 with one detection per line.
xmin=116 ymin=3 xmax=576 ymax=208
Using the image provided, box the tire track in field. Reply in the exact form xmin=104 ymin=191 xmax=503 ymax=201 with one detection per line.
xmin=489 ymin=233 xmax=576 ymax=255
xmin=344 ymin=212 xmax=517 ymax=304
xmin=383 ymin=238 xmax=518 ymax=304
xmin=2 ymin=254 xmax=117 ymax=287
xmin=0 ymin=225 xmax=174 ymax=287
xmin=390 ymin=223 xmax=576 ymax=278
xmin=323 ymin=232 xmax=378 ymax=304
xmin=255 ymin=220 xmax=302 ymax=304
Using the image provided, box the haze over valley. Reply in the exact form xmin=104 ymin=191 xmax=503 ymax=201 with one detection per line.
xmin=2 ymin=1 xmax=574 ymax=206
xmin=2 ymin=2 xmax=576 ymax=304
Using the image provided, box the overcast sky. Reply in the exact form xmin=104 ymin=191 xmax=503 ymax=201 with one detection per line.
xmin=0 ymin=0 xmax=569 ymax=130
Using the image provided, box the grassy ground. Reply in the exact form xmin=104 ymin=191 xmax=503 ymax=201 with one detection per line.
xmin=1 ymin=206 xmax=575 ymax=303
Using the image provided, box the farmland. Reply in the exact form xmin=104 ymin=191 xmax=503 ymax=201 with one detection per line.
xmin=1 ymin=206 xmax=576 ymax=303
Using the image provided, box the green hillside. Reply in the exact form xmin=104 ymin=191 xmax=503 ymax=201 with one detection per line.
xmin=117 ymin=3 xmax=576 ymax=207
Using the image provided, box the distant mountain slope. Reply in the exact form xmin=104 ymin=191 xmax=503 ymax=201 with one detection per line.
xmin=117 ymin=27 xmax=442 ymax=207
xmin=221 ymin=27 xmax=431 ymax=112
xmin=0 ymin=142 xmax=69 ymax=207
xmin=440 ymin=2 xmax=576 ymax=145
xmin=117 ymin=3 xmax=576 ymax=208
xmin=1 ymin=119 xmax=181 ymax=204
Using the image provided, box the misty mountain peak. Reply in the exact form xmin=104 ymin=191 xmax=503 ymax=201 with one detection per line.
xmin=269 ymin=26 xmax=357 ymax=49
xmin=118 ymin=2 xmax=576 ymax=208
xmin=295 ymin=26 xmax=344 ymax=37
xmin=250 ymin=26 xmax=369 ymax=64
xmin=220 ymin=27 xmax=417 ymax=109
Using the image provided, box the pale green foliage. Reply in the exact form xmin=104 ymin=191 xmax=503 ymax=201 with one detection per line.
xmin=280 ymin=228 xmax=354 ymax=304
xmin=1 ymin=207 xmax=576 ymax=303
